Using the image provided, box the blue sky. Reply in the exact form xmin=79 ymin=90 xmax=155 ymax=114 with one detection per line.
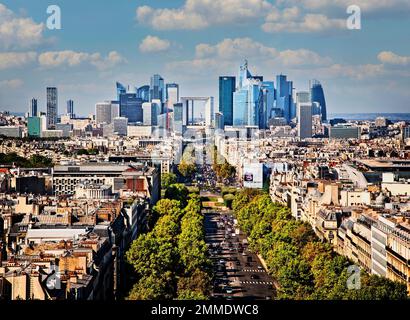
xmin=0 ymin=0 xmax=409 ymax=116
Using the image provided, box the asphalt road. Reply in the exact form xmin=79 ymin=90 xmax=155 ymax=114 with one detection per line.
xmin=205 ymin=211 xmax=275 ymax=301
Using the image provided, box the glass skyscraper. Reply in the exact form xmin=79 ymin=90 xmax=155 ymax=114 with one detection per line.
xmin=310 ymin=80 xmax=327 ymax=122
xmin=67 ymin=99 xmax=74 ymax=116
xmin=46 ymin=87 xmax=58 ymax=129
xmin=30 ymin=98 xmax=38 ymax=117
xmin=275 ymin=75 xmax=293 ymax=123
xmin=116 ymin=82 xmax=127 ymax=101
xmin=150 ymin=74 xmax=165 ymax=103
xmin=137 ymin=85 xmax=150 ymax=102
xmin=219 ymin=76 xmax=236 ymax=126
xmin=120 ymin=93 xmax=143 ymax=123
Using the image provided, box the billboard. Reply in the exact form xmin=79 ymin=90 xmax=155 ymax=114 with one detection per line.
xmin=243 ymin=163 xmax=264 ymax=189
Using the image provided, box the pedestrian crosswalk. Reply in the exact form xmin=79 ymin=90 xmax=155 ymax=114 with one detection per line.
xmin=241 ymin=269 xmax=266 ymax=273
xmin=240 ymin=281 xmax=273 ymax=285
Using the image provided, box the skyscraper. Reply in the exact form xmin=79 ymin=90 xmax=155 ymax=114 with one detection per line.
xmin=275 ymin=75 xmax=293 ymax=123
xmin=219 ymin=76 xmax=236 ymax=126
xmin=150 ymin=74 xmax=165 ymax=103
xmin=30 ymin=98 xmax=38 ymax=117
xmin=116 ymin=82 xmax=127 ymax=101
xmin=310 ymin=80 xmax=327 ymax=122
xmin=95 ymin=102 xmax=112 ymax=124
xmin=120 ymin=93 xmax=143 ymax=123
xmin=233 ymin=63 xmax=262 ymax=128
xmin=137 ymin=85 xmax=150 ymax=102
xmin=67 ymin=99 xmax=74 ymax=117
xmin=46 ymin=87 xmax=58 ymax=129
xmin=166 ymin=83 xmax=179 ymax=105
xmin=298 ymin=103 xmax=313 ymax=139
xmin=142 ymin=102 xmax=160 ymax=126
xmin=113 ymin=117 xmax=128 ymax=136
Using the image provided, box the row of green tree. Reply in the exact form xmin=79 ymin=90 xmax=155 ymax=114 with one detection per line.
xmin=212 ymin=146 xmax=236 ymax=181
xmin=0 ymin=152 xmax=53 ymax=168
xmin=232 ymin=189 xmax=408 ymax=300
xmin=126 ymin=186 xmax=212 ymax=300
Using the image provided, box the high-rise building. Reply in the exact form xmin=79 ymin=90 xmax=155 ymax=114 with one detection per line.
xmin=119 ymin=93 xmax=143 ymax=123
xmin=46 ymin=87 xmax=58 ymax=129
xmin=142 ymin=102 xmax=160 ymax=126
xmin=95 ymin=102 xmax=112 ymax=125
xmin=219 ymin=76 xmax=236 ymax=126
xmin=30 ymin=98 xmax=38 ymax=117
xmin=116 ymin=82 xmax=127 ymax=101
xmin=310 ymin=80 xmax=327 ymax=122
xmin=173 ymin=103 xmax=184 ymax=134
xmin=137 ymin=85 xmax=150 ymax=102
xmin=67 ymin=99 xmax=74 ymax=117
xmin=150 ymin=74 xmax=164 ymax=103
xmin=275 ymin=75 xmax=293 ymax=123
xmin=233 ymin=79 xmax=262 ymax=127
xmin=298 ymin=103 xmax=313 ymax=139
xmin=166 ymin=83 xmax=179 ymax=105
xmin=111 ymin=101 xmax=120 ymax=119
xmin=259 ymin=81 xmax=275 ymax=129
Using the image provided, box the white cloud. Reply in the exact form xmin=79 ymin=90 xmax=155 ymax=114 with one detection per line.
xmin=136 ymin=0 xmax=272 ymax=30
xmin=194 ymin=38 xmax=331 ymax=67
xmin=0 ymin=52 xmax=37 ymax=70
xmin=0 ymin=79 xmax=24 ymax=89
xmin=38 ymin=50 xmax=126 ymax=70
xmin=167 ymin=38 xmax=333 ymax=76
xmin=262 ymin=11 xmax=345 ymax=33
xmin=378 ymin=51 xmax=410 ymax=66
xmin=139 ymin=35 xmax=170 ymax=53
xmin=278 ymin=0 xmax=410 ymax=12
xmin=0 ymin=3 xmax=45 ymax=49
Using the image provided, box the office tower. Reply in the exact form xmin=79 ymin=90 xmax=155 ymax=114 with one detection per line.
xmin=233 ymin=80 xmax=261 ymax=127
xmin=113 ymin=117 xmax=128 ymax=136
xmin=275 ymin=75 xmax=293 ymax=123
xmin=296 ymin=91 xmax=311 ymax=122
xmin=95 ymin=102 xmax=112 ymax=124
xmin=215 ymin=112 xmax=224 ymax=130
xmin=116 ymin=82 xmax=127 ymax=100
xmin=173 ymin=103 xmax=184 ymax=134
xmin=205 ymin=97 xmax=215 ymax=128
xmin=28 ymin=117 xmax=41 ymax=137
xmin=238 ymin=60 xmax=252 ymax=88
xmin=166 ymin=83 xmax=179 ymax=105
xmin=137 ymin=85 xmax=150 ymax=102
xmin=30 ymin=98 xmax=38 ymax=117
xmin=260 ymin=81 xmax=275 ymax=129
xmin=46 ymin=87 xmax=58 ymax=129
xmin=142 ymin=102 xmax=160 ymax=126
xmin=298 ymin=103 xmax=313 ymax=139
xmin=219 ymin=76 xmax=236 ymax=126
xmin=67 ymin=99 xmax=74 ymax=117
xmin=150 ymin=74 xmax=165 ymax=102
xmin=119 ymin=93 xmax=143 ymax=123
xmin=310 ymin=80 xmax=327 ymax=122
xmin=111 ymin=101 xmax=120 ymax=119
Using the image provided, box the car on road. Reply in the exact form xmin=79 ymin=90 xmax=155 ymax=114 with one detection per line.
xmin=219 ymin=259 xmax=225 ymax=264
xmin=225 ymin=287 xmax=233 ymax=294
xmin=257 ymin=266 xmax=264 ymax=270
xmin=235 ymin=261 xmax=241 ymax=266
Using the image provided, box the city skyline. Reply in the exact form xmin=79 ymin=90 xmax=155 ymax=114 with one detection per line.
xmin=0 ymin=1 xmax=409 ymax=116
